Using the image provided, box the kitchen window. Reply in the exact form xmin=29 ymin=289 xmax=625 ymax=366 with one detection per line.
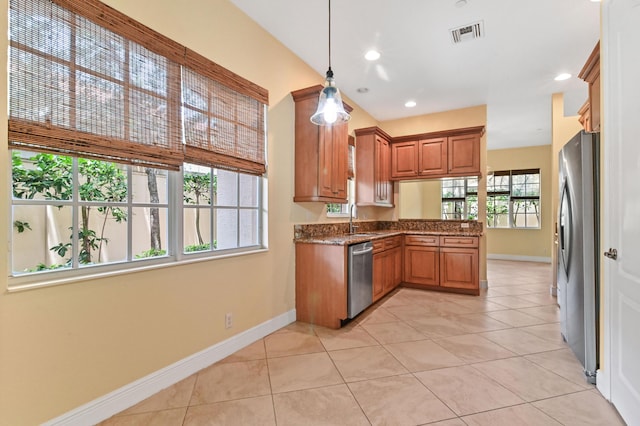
xmin=183 ymin=164 xmax=262 ymax=253
xmin=487 ymin=169 xmax=540 ymax=228
xmin=326 ymin=179 xmax=355 ymax=217
xmin=441 ymin=177 xmax=478 ymax=220
xmin=8 ymin=0 xmax=267 ymax=286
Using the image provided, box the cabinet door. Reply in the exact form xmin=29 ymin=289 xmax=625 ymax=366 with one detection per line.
xmin=375 ymin=136 xmax=393 ymax=204
xmin=391 ymin=246 xmax=403 ymax=288
xmin=391 ymin=141 xmax=418 ymax=179
xmin=318 ymin=126 xmax=334 ymax=198
xmin=332 ymin=124 xmax=348 ymax=199
xmin=418 ymin=137 xmax=447 ymax=176
xmin=403 ymin=246 xmax=439 ymax=286
xmin=373 ymin=252 xmax=385 ymax=301
xmin=439 ymin=247 xmax=478 ymax=290
xmin=589 ymin=71 xmax=600 ymax=132
xmin=318 ymin=124 xmax=347 ymax=199
xmin=381 ymin=250 xmax=393 ymax=293
xmin=448 ymin=134 xmax=480 ymax=175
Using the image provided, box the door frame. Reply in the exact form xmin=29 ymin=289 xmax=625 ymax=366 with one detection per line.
xmin=598 ymin=0 xmax=612 ymax=402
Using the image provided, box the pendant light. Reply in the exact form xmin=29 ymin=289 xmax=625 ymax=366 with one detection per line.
xmin=310 ymin=0 xmax=351 ymax=126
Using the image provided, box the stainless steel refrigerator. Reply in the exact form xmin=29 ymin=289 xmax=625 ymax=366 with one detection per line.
xmin=557 ymin=130 xmax=600 ymax=384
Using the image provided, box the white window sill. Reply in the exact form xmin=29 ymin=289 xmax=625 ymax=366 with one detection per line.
xmin=7 ymin=247 xmax=269 ymax=293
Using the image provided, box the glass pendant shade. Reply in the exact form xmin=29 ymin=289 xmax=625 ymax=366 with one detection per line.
xmin=310 ymin=68 xmax=351 ymax=126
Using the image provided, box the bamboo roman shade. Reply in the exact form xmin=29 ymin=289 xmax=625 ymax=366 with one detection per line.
xmin=8 ymin=0 xmax=268 ymax=173
xmin=182 ymin=66 xmax=266 ymax=175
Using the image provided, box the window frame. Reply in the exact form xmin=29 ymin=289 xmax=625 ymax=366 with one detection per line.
xmin=9 ymin=153 xmax=268 ymax=289
xmin=181 ymin=164 xmax=264 ymax=257
xmin=487 ymin=169 xmax=541 ymax=229
xmin=441 ymin=177 xmax=478 ymax=221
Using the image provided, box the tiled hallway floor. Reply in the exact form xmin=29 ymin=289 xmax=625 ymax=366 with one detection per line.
xmin=101 ymin=260 xmax=625 ymax=425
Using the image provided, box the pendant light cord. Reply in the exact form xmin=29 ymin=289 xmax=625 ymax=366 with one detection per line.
xmin=328 ymin=0 xmax=332 ymax=72
xmin=329 ymin=0 xmax=331 ymax=69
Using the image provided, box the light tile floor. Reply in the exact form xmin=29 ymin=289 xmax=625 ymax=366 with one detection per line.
xmin=100 ymin=260 xmax=626 ymax=425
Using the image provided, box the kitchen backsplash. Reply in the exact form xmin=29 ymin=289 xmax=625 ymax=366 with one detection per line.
xmin=294 ymin=219 xmax=482 ymax=240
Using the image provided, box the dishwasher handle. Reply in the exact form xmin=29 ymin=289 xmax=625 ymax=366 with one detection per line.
xmin=352 ymin=246 xmax=373 ymax=256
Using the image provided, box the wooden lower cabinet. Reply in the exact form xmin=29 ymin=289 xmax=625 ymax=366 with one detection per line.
xmin=295 ymin=234 xmax=479 ymax=329
xmin=373 ymin=236 xmax=403 ymax=302
xmin=389 ymin=247 xmax=403 ymax=291
xmin=440 ymin=247 xmax=478 ymax=291
xmin=404 ymin=245 xmax=439 ymax=286
xmin=295 ymin=243 xmax=347 ymax=329
xmin=373 ymin=251 xmax=385 ymax=301
xmin=403 ymin=235 xmax=479 ymax=295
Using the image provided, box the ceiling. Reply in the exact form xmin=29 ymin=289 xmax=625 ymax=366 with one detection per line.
xmin=229 ymin=0 xmax=600 ymax=150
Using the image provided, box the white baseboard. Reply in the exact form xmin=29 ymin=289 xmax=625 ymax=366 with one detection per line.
xmin=43 ymin=309 xmax=297 ymax=426
xmin=487 ymin=254 xmax=552 ymax=263
xmin=596 ymin=369 xmax=611 ymax=400
xmin=480 ymin=279 xmax=488 ymax=289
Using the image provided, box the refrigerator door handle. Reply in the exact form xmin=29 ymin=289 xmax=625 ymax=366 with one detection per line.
xmin=559 ymin=180 xmax=572 ymax=275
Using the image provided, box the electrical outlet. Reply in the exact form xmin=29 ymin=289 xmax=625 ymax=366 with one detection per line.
xmin=225 ymin=312 xmax=233 ymax=329
xmin=460 ymin=222 xmax=470 ymax=228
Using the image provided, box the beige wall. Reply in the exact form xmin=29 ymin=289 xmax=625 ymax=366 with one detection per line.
xmin=398 ymin=180 xmax=441 ymax=219
xmin=486 ymin=145 xmax=553 ymax=261
xmin=381 ymin=105 xmax=487 ymax=136
xmin=0 ymin=1 xmax=382 ymax=424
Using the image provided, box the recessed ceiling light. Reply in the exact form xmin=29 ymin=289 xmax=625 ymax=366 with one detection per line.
xmin=364 ymin=50 xmax=381 ymax=61
xmin=356 ymin=87 xmax=369 ymax=93
xmin=590 ymin=0 xmax=600 ymax=2
xmin=554 ymin=73 xmax=571 ymax=81
xmin=455 ymin=0 xmax=468 ymax=7
xmin=405 ymin=100 xmax=417 ymax=108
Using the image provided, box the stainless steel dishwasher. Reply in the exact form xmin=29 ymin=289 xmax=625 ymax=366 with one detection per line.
xmin=347 ymin=241 xmax=373 ymax=319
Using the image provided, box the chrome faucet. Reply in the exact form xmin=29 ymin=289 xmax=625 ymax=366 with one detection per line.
xmin=349 ymin=204 xmax=359 ymax=234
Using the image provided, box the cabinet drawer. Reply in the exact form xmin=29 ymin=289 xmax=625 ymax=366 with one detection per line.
xmin=384 ymin=236 xmax=402 ymax=250
xmin=373 ymin=240 xmax=385 ymax=253
xmin=404 ymin=235 xmax=439 ymax=246
xmin=439 ymin=236 xmax=478 ymax=248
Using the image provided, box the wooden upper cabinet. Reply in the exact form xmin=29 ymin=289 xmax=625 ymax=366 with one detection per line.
xmin=578 ymin=100 xmax=592 ymax=133
xmin=578 ymin=41 xmax=600 ymax=133
xmin=292 ymin=85 xmax=352 ymax=203
xmin=390 ymin=126 xmax=484 ymax=180
xmin=318 ymin=125 xmax=348 ymax=199
xmin=447 ymin=133 xmax=480 ymax=175
xmin=391 ymin=141 xmax=419 ymax=178
xmin=355 ymin=127 xmax=394 ymax=206
xmin=418 ymin=137 xmax=448 ymax=176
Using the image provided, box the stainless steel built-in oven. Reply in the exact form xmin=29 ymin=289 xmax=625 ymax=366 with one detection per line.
xmin=347 ymin=241 xmax=373 ymax=319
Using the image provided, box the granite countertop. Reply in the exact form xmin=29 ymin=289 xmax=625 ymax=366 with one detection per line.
xmin=295 ymin=229 xmax=482 ymax=245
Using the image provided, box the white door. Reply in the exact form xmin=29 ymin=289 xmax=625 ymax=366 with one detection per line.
xmin=602 ymin=0 xmax=640 ymax=424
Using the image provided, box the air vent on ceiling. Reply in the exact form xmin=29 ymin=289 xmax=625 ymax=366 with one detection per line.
xmin=450 ymin=20 xmax=484 ymax=44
